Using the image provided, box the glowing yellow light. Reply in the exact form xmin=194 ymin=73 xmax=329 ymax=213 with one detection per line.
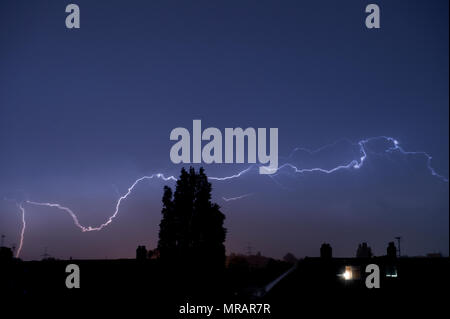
xmin=342 ymin=266 xmax=353 ymax=280
xmin=343 ymin=271 xmax=351 ymax=280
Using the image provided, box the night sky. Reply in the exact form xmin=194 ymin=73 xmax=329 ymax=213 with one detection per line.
xmin=0 ymin=0 xmax=448 ymax=260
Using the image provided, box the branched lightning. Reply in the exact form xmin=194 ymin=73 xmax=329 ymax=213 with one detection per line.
xmin=222 ymin=193 xmax=254 ymax=202
xmin=11 ymin=136 xmax=448 ymax=258
xmin=27 ymin=174 xmax=177 ymax=232
xmin=223 ymin=136 xmax=448 ymax=182
xmin=209 ymin=166 xmax=255 ymax=181
xmin=383 ymin=136 xmax=448 ymax=182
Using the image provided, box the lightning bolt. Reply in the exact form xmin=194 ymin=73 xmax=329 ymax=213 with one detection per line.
xmin=26 ymin=174 xmax=177 ymax=232
xmin=222 ymin=193 xmax=254 ymax=202
xmin=384 ymin=137 xmax=448 ymax=182
xmin=12 ymin=136 xmax=448 ymax=258
xmin=16 ymin=203 xmax=26 ymax=258
xmin=209 ymin=166 xmax=255 ymax=181
xmin=218 ymin=136 xmax=448 ymax=182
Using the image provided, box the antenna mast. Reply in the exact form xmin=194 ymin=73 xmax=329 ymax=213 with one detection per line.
xmin=395 ymin=236 xmax=402 ymax=257
xmin=246 ymin=242 xmax=253 ymax=256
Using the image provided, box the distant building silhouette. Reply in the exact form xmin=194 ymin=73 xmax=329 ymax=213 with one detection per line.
xmin=226 ymin=253 xmax=250 ymax=271
xmin=0 ymin=246 xmax=13 ymax=262
xmin=246 ymin=252 xmax=271 ymax=268
xmin=136 ymin=245 xmax=147 ymax=260
xmin=387 ymin=242 xmax=397 ymax=259
xmin=147 ymin=248 xmax=160 ymax=259
xmin=226 ymin=252 xmax=272 ymax=269
xmin=320 ymin=243 xmax=332 ymax=259
xmin=283 ymin=253 xmax=297 ymax=264
xmin=356 ymin=242 xmax=372 ymax=258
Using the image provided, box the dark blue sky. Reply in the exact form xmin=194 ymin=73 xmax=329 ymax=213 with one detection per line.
xmin=0 ymin=0 xmax=448 ymax=260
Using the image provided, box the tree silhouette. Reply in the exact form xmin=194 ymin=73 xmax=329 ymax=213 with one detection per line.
xmin=158 ymin=167 xmax=226 ymax=270
xmin=158 ymin=186 xmax=176 ymax=261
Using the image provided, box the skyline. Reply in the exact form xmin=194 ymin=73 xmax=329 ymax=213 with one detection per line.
xmin=4 ymin=134 xmax=448 ymax=260
xmin=1 ymin=0 xmax=448 ymax=260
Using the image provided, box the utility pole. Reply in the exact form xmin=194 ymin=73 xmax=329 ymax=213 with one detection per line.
xmin=246 ymin=243 xmax=253 ymax=256
xmin=1 ymin=234 xmax=5 ymax=247
xmin=395 ymin=236 xmax=402 ymax=258
xmin=41 ymin=247 xmax=50 ymax=260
